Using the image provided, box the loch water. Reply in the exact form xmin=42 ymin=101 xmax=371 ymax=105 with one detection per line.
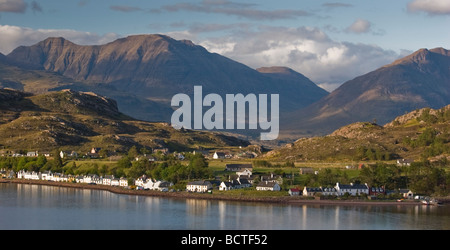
xmin=0 ymin=183 xmax=449 ymax=230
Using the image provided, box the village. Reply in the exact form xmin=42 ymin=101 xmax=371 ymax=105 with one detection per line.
xmin=0 ymin=146 xmax=421 ymax=202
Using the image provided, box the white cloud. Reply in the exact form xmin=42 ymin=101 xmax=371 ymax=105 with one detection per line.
xmin=346 ymin=19 xmax=372 ymax=34
xmin=197 ymin=26 xmax=399 ymax=91
xmin=0 ymin=25 xmax=120 ymax=54
xmin=0 ymin=0 xmax=26 ymax=13
xmin=408 ymin=0 xmax=450 ymax=15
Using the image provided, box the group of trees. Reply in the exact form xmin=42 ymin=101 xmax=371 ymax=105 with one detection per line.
xmin=114 ymin=151 xmax=212 ymax=185
xmin=0 ymin=150 xmax=64 ymax=173
xmin=354 ymin=146 xmax=393 ymax=161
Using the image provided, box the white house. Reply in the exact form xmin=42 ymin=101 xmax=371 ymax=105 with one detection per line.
xmin=102 ymin=175 xmax=114 ymax=186
xmin=135 ymin=175 xmax=148 ymax=187
xmin=186 ymin=180 xmax=212 ymax=193
xmin=40 ymin=171 xmax=52 ymax=181
xmin=335 ymin=182 xmax=369 ymax=196
xmin=143 ymin=178 xmax=158 ymax=190
xmin=260 ymin=173 xmax=283 ymax=185
xmin=288 ymin=188 xmax=300 ymax=196
xmin=219 ymin=181 xmax=234 ymax=191
xmin=397 ymin=159 xmax=414 ymax=166
xmin=82 ymin=174 xmax=101 ymax=184
xmin=26 ymin=151 xmax=38 ymax=157
xmin=119 ymin=177 xmax=128 ymax=187
xmin=256 ymin=181 xmax=281 ymax=191
xmin=303 ymin=187 xmax=322 ymax=197
xmin=213 ymin=152 xmax=225 ymax=159
xmin=236 ymin=168 xmax=252 ymax=177
xmin=17 ymin=170 xmax=40 ymax=180
xmin=322 ymin=187 xmax=338 ymax=196
xmin=219 ymin=177 xmax=251 ymax=191
xmin=111 ymin=178 xmax=120 ymax=186
xmin=60 ymin=151 xmax=78 ymax=159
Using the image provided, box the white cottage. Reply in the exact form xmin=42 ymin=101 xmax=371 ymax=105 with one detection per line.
xmin=119 ymin=177 xmax=128 ymax=187
xmin=186 ymin=180 xmax=212 ymax=193
xmin=256 ymin=181 xmax=281 ymax=191
xmin=335 ymin=182 xmax=369 ymax=196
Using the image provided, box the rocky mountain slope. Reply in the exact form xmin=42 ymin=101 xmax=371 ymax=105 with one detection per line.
xmin=282 ymin=47 xmax=450 ymax=138
xmin=267 ymin=105 xmax=450 ymax=162
xmin=0 ymin=89 xmax=249 ymax=153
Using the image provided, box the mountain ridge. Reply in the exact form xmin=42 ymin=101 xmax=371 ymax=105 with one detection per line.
xmin=6 ymin=34 xmax=328 ymax=132
xmin=281 ymin=47 xmax=450 ymax=139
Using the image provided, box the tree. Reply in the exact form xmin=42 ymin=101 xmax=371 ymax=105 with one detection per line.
xmin=128 ymin=146 xmax=139 ymax=158
xmin=53 ymin=150 xmax=63 ymax=169
xmin=36 ymin=155 xmax=47 ymax=169
xmin=317 ymin=168 xmax=336 ymax=186
xmin=116 ymin=156 xmax=132 ymax=169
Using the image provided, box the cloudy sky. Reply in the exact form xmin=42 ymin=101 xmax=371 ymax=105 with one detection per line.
xmin=0 ymin=0 xmax=449 ymax=91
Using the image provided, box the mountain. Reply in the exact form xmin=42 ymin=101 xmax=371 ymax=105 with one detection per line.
xmin=0 ymin=88 xmax=250 ymax=153
xmin=282 ymin=47 xmax=450 ymax=138
xmin=6 ymin=34 xmax=328 ymax=129
xmin=266 ymin=105 xmax=450 ymax=162
xmin=0 ymin=51 xmax=172 ymax=122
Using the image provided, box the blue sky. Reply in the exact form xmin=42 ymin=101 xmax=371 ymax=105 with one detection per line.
xmin=0 ymin=0 xmax=449 ymax=91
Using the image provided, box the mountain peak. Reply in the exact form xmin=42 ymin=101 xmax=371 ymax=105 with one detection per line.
xmin=283 ymin=47 xmax=450 ymax=138
xmin=39 ymin=37 xmax=74 ymax=47
xmin=430 ymin=47 xmax=450 ymax=56
xmin=388 ymin=47 xmax=449 ymax=67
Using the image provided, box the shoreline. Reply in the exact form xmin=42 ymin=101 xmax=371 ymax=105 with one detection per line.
xmin=1 ymin=179 xmax=441 ymax=206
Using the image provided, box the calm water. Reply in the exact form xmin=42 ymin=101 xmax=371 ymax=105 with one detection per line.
xmin=0 ymin=183 xmax=449 ymax=230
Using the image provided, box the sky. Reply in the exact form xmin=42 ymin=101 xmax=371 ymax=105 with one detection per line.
xmin=0 ymin=0 xmax=449 ymax=92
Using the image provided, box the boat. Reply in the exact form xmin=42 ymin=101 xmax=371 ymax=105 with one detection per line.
xmin=421 ymin=199 xmax=430 ymax=205
xmin=422 ymin=198 xmax=443 ymax=206
xmin=430 ymin=199 xmax=443 ymax=206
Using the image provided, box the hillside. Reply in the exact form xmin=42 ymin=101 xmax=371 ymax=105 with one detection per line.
xmin=0 ymin=89 xmax=249 ymax=153
xmin=282 ymin=47 xmax=450 ymax=138
xmin=6 ymin=35 xmax=328 ymax=127
xmin=266 ymin=105 xmax=450 ymax=162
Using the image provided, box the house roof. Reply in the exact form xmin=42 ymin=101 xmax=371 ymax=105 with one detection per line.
xmin=305 ymin=187 xmax=322 ymax=192
xmin=337 ymin=183 xmax=368 ymax=189
xmin=257 ymin=181 xmax=278 ymax=187
xmin=187 ymin=180 xmax=211 ymax=186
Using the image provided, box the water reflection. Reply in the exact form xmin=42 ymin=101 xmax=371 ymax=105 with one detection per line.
xmin=1 ymin=183 xmax=449 ymax=230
